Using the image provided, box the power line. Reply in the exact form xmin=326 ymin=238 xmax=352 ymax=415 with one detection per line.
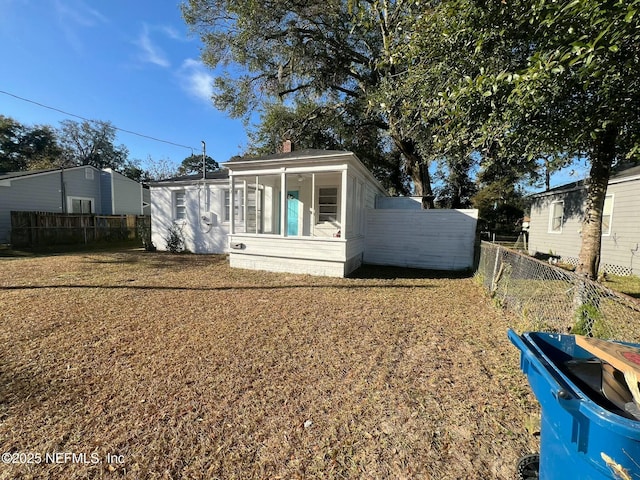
xmin=0 ymin=89 xmax=201 ymax=153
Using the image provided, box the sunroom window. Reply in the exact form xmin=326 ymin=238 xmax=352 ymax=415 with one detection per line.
xmin=224 ymin=188 xmax=244 ymax=222
xmin=318 ymin=187 xmax=338 ymax=223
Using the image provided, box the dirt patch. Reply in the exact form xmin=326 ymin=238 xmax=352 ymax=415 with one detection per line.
xmin=0 ymin=251 xmax=538 ymax=479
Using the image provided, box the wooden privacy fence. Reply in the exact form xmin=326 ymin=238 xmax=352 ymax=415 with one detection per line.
xmin=10 ymin=211 xmax=151 ymax=248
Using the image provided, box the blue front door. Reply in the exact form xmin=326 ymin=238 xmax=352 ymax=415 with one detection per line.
xmin=287 ymin=191 xmax=299 ymax=236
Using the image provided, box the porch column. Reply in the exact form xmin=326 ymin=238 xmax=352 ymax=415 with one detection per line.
xmin=255 ymin=175 xmax=259 ymax=234
xmin=340 ymin=169 xmax=348 ymax=238
xmin=230 ymin=175 xmax=236 ymax=235
xmin=280 ymin=171 xmax=287 ymax=237
xmin=243 ymin=180 xmax=248 ymax=233
xmin=311 ymin=173 xmax=316 ymax=233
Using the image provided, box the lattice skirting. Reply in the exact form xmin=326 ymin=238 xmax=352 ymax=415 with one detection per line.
xmin=559 ymin=256 xmax=634 ymax=276
xmin=559 ymin=256 xmax=579 ymax=267
xmin=602 ymin=263 xmax=633 ymax=276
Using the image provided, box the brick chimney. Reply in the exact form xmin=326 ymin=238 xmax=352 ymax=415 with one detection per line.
xmin=282 ymin=139 xmax=293 ymax=153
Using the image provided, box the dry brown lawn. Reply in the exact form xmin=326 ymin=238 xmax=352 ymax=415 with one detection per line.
xmin=0 ymin=250 xmax=538 ymax=480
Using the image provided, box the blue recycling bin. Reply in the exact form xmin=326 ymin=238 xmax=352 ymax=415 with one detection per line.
xmin=508 ymin=330 xmax=640 ymax=479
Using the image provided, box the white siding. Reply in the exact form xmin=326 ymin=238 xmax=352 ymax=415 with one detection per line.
xmin=228 ymin=234 xmax=349 ymax=277
xmin=150 ymin=182 xmax=230 ymax=254
xmin=364 ymin=209 xmax=478 ymax=270
xmin=230 ymin=254 xmax=347 ymax=277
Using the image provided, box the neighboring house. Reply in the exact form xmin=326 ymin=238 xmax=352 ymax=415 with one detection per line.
xmin=0 ymin=165 xmax=146 ymax=244
xmin=528 ymin=165 xmax=640 ymax=276
xmin=150 ymin=149 xmax=479 ymax=277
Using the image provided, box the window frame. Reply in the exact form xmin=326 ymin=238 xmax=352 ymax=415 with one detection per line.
xmin=67 ymin=196 xmax=95 ymax=214
xmin=601 ymin=194 xmax=614 ymax=236
xmin=223 ymin=187 xmax=245 ymax=223
xmin=173 ymin=190 xmax=186 ymax=221
xmin=317 ymin=186 xmax=339 ymax=224
xmin=548 ymin=200 xmax=564 ymax=234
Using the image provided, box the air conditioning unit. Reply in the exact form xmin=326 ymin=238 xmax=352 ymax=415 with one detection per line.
xmin=201 ymin=212 xmax=217 ymax=226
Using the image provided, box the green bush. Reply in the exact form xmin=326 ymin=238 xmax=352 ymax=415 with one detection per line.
xmin=572 ymin=302 xmax=607 ymax=338
xmin=164 ymin=223 xmax=185 ymax=253
xmin=137 ymin=220 xmax=155 ymax=252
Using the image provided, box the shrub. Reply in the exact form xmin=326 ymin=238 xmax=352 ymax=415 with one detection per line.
xmin=164 ymin=223 xmax=185 ymax=253
xmin=572 ymin=302 xmax=608 ymax=338
xmin=137 ymin=220 xmax=156 ymax=252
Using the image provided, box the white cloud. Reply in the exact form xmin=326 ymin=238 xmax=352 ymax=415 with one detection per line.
xmin=53 ymin=0 xmax=108 ymax=53
xmin=177 ymin=59 xmax=214 ymax=104
xmin=160 ymin=25 xmax=182 ymax=41
xmin=54 ymin=0 xmax=108 ymax=27
xmin=136 ymin=25 xmax=171 ymax=68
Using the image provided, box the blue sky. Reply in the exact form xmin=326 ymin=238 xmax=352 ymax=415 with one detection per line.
xmin=0 ymin=0 xmax=248 ymax=171
xmin=0 ymin=0 xmax=588 ymax=189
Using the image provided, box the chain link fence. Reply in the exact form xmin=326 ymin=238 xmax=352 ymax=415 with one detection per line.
xmin=477 ymin=241 xmax=640 ymax=343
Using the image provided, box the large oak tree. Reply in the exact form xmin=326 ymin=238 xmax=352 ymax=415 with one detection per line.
xmin=393 ymin=0 xmax=640 ymax=279
xmin=181 ymin=0 xmax=434 ymax=205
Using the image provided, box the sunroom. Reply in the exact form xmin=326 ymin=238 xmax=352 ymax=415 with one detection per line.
xmin=225 ymin=149 xmax=387 ymax=277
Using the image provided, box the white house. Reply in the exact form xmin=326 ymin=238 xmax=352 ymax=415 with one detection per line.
xmin=528 ymin=164 xmax=640 ymax=276
xmin=150 ymin=150 xmax=388 ymax=276
xmin=225 ymin=149 xmax=389 ymax=277
xmin=150 ymin=149 xmax=479 ymax=277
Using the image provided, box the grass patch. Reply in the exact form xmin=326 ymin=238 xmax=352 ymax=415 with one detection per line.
xmin=604 ymin=274 xmax=640 ymax=299
xmin=0 ymin=251 xmax=538 ymax=479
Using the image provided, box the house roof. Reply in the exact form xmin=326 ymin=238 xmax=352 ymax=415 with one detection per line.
xmin=1 ymin=166 xmax=78 ymax=180
xmin=530 ymin=163 xmax=640 ymax=198
xmin=148 ymin=170 xmax=229 ymax=186
xmin=225 ymin=149 xmax=347 ymax=164
xmin=611 ymin=163 xmax=640 ymax=180
xmin=0 ymin=165 xmax=100 ymax=181
xmin=225 ymin=148 xmax=388 ymax=197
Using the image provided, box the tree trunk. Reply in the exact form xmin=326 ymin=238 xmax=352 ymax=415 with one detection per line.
xmin=394 ymin=137 xmax=435 ymax=209
xmin=576 ymin=124 xmax=618 ymax=280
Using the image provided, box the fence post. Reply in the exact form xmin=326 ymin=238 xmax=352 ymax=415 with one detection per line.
xmin=490 ymin=245 xmax=501 ymax=295
xmin=29 ymin=212 xmax=35 ymax=246
xmin=572 ymin=274 xmax=601 ymax=337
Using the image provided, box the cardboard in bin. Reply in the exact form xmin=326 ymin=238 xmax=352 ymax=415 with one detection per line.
xmin=508 ymin=330 xmax=640 ymax=480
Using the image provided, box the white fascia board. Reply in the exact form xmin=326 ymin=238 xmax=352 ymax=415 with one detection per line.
xmin=149 ymin=179 xmax=228 ymax=188
xmin=608 ymin=174 xmax=640 ymax=185
xmin=225 ymin=152 xmax=347 ymax=169
xmin=230 ymin=164 xmax=348 ymax=177
xmin=229 ymin=167 xmax=284 ymax=177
